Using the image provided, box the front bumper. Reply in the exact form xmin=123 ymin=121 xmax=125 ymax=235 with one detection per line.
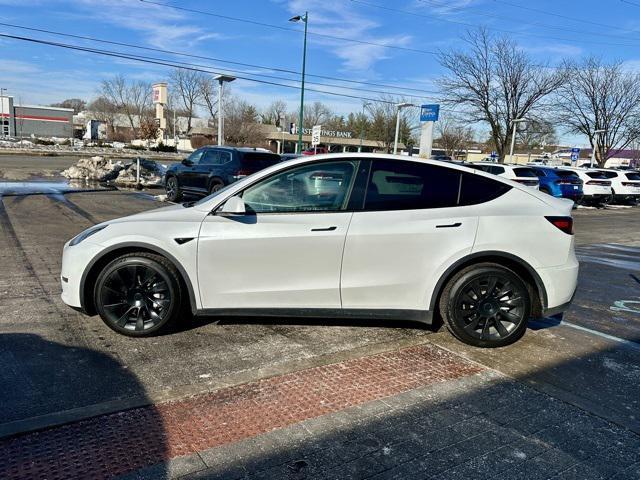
xmin=60 ymin=241 xmax=104 ymax=310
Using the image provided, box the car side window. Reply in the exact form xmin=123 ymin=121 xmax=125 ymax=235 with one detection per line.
xmin=364 ymin=160 xmax=460 ymax=210
xmin=241 ymin=161 xmax=357 ymax=213
xmin=459 ymin=173 xmax=512 ymax=205
xmin=219 ymin=152 xmax=232 ymax=165
xmin=187 ymin=149 xmax=204 ymax=165
xmin=533 ymin=170 xmax=545 ymax=177
xmin=490 ymin=166 xmax=505 ymax=175
xmin=200 ymin=150 xmax=220 ymax=165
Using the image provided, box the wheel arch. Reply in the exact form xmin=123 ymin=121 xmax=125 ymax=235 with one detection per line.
xmin=429 ymin=251 xmax=547 ymax=319
xmin=80 ymin=242 xmax=198 ymax=316
xmin=207 ymin=175 xmax=225 ymax=192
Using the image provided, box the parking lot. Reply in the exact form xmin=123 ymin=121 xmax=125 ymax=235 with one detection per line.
xmin=1 ymin=185 xmax=639 ymax=479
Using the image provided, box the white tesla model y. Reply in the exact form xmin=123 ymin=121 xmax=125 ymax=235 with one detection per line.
xmin=61 ymin=154 xmax=578 ymax=348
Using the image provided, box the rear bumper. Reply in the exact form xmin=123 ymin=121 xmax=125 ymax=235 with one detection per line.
xmin=537 ymin=252 xmax=579 ymax=314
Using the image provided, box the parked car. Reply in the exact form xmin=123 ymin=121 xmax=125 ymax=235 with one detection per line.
xmin=280 ymin=153 xmax=301 ymax=162
xmin=61 ymin=153 xmax=578 ymax=348
xmin=529 ymin=167 xmax=583 ymax=203
xmin=563 ymin=167 xmax=613 ymax=206
xmin=302 ymin=146 xmax=329 ymax=155
xmin=467 ymin=163 xmax=540 ymax=189
xmin=592 ymin=169 xmax=640 ymax=205
xmin=430 ymin=154 xmax=453 ymax=161
xmin=164 ymin=146 xmax=281 ymax=202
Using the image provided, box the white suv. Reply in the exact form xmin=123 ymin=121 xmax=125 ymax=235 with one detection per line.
xmin=61 ymin=154 xmax=578 ymax=348
xmin=593 ymin=169 xmax=640 ymax=204
xmin=563 ymin=167 xmax=613 ymax=205
xmin=467 ymin=163 xmax=540 ymax=189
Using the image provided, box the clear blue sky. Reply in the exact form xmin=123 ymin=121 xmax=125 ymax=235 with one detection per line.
xmin=1 ymin=0 xmax=639 ymax=144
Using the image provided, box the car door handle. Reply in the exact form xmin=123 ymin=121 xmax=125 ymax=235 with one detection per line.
xmin=436 ymin=222 xmax=462 ymax=229
xmin=311 ymin=226 xmax=337 ymax=231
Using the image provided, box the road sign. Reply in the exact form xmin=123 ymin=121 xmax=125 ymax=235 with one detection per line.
xmin=312 ymin=125 xmax=322 ymax=146
xmin=420 ymin=104 xmax=440 ymax=122
xmin=571 ymin=147 xmax=580 ymax=162
xmin=490 ymin=151 xmax=498 ymax=159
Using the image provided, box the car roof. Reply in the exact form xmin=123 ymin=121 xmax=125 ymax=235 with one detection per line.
xmin=202 ymin=146 xmax=276 ymax=153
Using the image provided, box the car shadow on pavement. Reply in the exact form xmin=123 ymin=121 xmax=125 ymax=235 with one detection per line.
xmin=0 ymin=333 xmax=169 ymax=480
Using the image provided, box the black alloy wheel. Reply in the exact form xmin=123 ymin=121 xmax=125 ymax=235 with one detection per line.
xmin=95 ymin=253 xmax=183 ymax=336
xmin=166 ymin=176 xmax=182 ymax=202
xmin=440 ymin=263 xmax=531 ymax=348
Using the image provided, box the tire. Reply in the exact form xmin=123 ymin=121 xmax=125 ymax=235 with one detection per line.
xmin=166 ymin=176 xmax=182 ymax=202
xmin=439 ymin=263 xmax=531 ymax=348
xmin=94 ymin=252 xmax=185 ymax=337
xmin=208 ymin=178 xmax=225 ymax=195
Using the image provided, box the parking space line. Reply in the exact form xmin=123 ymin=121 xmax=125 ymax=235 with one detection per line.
xmin=538 ymin=317 xmax=640 ymax=351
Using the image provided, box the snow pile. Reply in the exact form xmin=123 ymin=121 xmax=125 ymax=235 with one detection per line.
xmin=61 ymin=156 xmax=166 ymax=186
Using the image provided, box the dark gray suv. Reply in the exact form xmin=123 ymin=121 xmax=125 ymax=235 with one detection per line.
xmin=164 ymin=146 xmax=281 ymax=202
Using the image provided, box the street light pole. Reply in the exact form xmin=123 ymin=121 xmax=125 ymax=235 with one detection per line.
xmin=290 ymin=12 xmax=308 ymax=154
xmin=589 ymin=129 xmax=607 ymax=168
xmin=509 ymin=118 xmax=526 ymax=163
xmin=393 ymin=102 xmax=414 ymax=155
xmin=215 ymin=75 xmax=235 ymax=146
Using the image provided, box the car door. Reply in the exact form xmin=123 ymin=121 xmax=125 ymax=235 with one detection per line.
xmin=180 ymin=149 xmax=205 ymax=190
xmin=197 ymin=159 xmax=359 ymax=310
xmin=193 ymin=150 xmax=220 ymax=192
xmin=341 ymin=159 xmax=480 ymax=312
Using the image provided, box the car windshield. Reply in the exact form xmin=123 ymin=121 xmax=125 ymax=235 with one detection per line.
xmin=512 ymin=168 xmax=537 ymax=178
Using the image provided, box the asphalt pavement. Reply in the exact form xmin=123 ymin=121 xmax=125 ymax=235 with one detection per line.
xmin=0 ymin=183 xmax=639 ymax=479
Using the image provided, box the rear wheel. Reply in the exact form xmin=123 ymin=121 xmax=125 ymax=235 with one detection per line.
xmin=166 ymin=176 xmax=182 ymax=202
xmin=94 ymin=252 xmax=184 ymax=337
xmin=439 ymin=263 xmax=531 ymax=348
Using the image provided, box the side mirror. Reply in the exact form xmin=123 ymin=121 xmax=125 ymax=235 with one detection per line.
xmin=217 ymin=196 xmax=246 ymax=216
xmin=182 ymin=158 xmax=193 ymax=166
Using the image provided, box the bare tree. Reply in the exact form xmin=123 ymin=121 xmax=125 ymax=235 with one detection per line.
xmin=260 ymin=100 xmax=288 ymax=127
xmin=139 ymin=116 xmax=160 ymax=146
xmin=438 ymin=29 xmax=564 ymax=162
xmin=366 ymin=97 xmax=414 ymax=152
xmin=87 ymin=96 xmax=118 ymax=139
xmin=435 ymin=116 xmax=475 ymax=158
xmin=303 ymin=101 xmax=332 ymax=127
xmin=170 ymin=68 xmax=203 ymax=134
xmin=50 ymin=98 xmax=87 ymax=114
xmin=517 ymin=118 xmax=558 ymax=150
xmin=555 ymin=57 xmax=640 ymax=166
xmin=224 ymin=96 xmax=265 ymax=146
xmin=100 ymin=75 xmax=152 ymax=137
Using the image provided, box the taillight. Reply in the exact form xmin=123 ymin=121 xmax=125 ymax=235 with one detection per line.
xmin=545 ymin=216 xmax=574 ymax=235
xmin=622 ymin=182 xmax=639 ymax=187
xmin=586 ymin=180 xmax=611 ymax=186
xmin=555 ymin=179 xmax=581 ymax=185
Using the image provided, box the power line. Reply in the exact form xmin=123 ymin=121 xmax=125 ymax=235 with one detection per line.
xmin=0 ymin=21 xmax=439 ymax=96
xmin=0 ymin=32 xmax=437 ymax=106
xmin=621 ymin=0 xmax=640 ymax=7
xmin=353 ymin=0 xmax=640 ymax=48
xmin=138 ymin=0 xmax=439 ymax=56
xmin=412 ymin=0 xmax=640 ymax=43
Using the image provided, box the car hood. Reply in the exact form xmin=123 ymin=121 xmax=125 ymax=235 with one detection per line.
xmin=104 ymin=202 xmax=206 ymax=225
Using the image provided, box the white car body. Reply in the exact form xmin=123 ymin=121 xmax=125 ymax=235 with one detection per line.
xmin=467 ymin=163 xmax=540 ymax=189
xmin=593 ymin=169 xmax=640 ymax=203
xmin=562 ymin=167 xmax=613 ymax=203
xmin=61 ymin=154 xmax=578 ymax=347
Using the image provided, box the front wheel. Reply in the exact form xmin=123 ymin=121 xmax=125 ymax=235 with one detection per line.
xmin=94 ymin=252 xmax=184 ymax=337
xmin=166 ymin=176 xmax=182 ymax=202
xmin=439 ymin=263 xmax=531 ymax=348
xmin=208 ymin=178 xmax=225 ymax=195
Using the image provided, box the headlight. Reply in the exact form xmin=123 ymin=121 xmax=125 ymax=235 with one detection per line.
xmin=69 ymin=225 xmax=108 ymax=246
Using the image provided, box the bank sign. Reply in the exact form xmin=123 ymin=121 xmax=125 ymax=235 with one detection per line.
xmin=294 ymin=127 xmax=353 ymax=139
xmin=420 ymin=104 xmax=440 ymax=122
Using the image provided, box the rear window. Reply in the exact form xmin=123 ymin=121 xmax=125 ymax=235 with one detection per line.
xmin=625 ymin=172 xmax=640 ymax=181
xmin=512 ymin=168 xmax=537 ymax=178
xmin=239 ymin=152 xmax=282 ymax=170
xmin=585 ymin=171 xmax=611 ymax=179
xmin=555 ymin=170 xmax=579 ymax=179
xmin=597 ymin=171 xmax=618 ymax=179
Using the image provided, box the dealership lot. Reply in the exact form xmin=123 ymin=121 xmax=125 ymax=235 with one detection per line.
xmin=1 ymin=187 xmax=639 ymax=478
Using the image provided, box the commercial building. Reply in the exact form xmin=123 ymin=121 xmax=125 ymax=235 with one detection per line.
xmin=0 ymin=95 xmax=74 ymax=138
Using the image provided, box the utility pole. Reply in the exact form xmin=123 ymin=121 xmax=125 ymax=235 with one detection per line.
xmin=0 ymin=88 xmax=7 ymax=138
xmin=359 ymin=101 xmax=370 ymax=152
xmin=215 ymin=75 xmax=235 ymax=146
xmin=509 ymin=118 xmax=526 ymax=163
xmin=393 ymin=103 xmax=414 ymax=155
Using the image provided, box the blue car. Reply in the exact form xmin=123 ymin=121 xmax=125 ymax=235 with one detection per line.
xmin=530 ymin=166 xmax=583 ymax=202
